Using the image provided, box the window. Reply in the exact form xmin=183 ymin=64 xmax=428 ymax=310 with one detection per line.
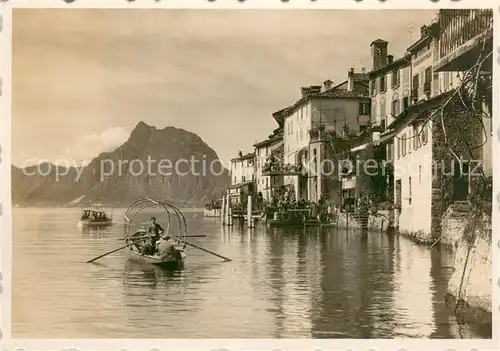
xmin=413 ymin=125 xmax=420 ymax=149
xmin=391 ymin=69 xmax=400 ymax=88
xmin=401 ymin=133 xmax=407 ymax=156
xmin=412 ymin=74 xmax=419 ymax=95
xmin=421 ymin=125 xmax=428 ymax=145
xmin=424 ymin=67 xmax=432 ymax=92
xmin=381 ymin=119 xmax=386 ymax=132
xmin=408 ymin=128 xmax=413 ymax=153
xmin=300 ymin=107 xmax=304 ymax=119
xmin=359 ymin=102 xmax=370 ymax=115
xmin=391 ymin=100 xmax=400 ymax=116
xmin=360 ymin=124 xmax=368 ymax=133
xmin=387 ymin=142 xmax=394 ymax=161
xmin=408 ymin=177 xmax=412 ymax=205
xmin=419 ymin=166 xmax=422 ymax=183
xmin=380 ymin=75 xmax=387 ymax=92
xmin=234 ymin=177 xmax=236 ymax=183
xmin=242 ymin=176 xmax=246 ymax=182
xmin=403 ymin=97 xmax=409 ymax=110
xmin=370 ymin=79 xmax=377 ymax=96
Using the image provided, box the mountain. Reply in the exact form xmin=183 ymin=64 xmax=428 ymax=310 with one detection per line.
xmin=12 ymin=122 xmax=230 ymax=207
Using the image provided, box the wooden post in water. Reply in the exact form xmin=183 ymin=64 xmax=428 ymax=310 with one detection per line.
xmin=247 ymin=195 xmax=254 ymax=228
xmin=228 ymin=197 xmax=233 ymax=226
xmin=221 ymin=195 xmax=226 ymax=225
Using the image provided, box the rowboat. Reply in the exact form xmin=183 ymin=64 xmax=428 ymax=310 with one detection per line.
xmin=123 ymin=198 xmax=188 ymax=269
xmin=77 ymin=207 xmax=113 ymax=228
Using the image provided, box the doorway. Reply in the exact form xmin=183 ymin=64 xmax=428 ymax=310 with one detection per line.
xmin=452 ymin=161 xmax=469 ymax=201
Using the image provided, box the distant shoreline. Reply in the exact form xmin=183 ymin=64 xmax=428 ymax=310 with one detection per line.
xmin=12 ymin=205 xmax=206 ymax=212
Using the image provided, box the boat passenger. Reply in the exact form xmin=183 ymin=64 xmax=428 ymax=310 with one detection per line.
xmin=156 ymin=234 xmax=176 ymax=259
xmin=141 ymin=236 xmax=156 ymax=256
xmin=147 ymin=217 xmax=164 ymax=252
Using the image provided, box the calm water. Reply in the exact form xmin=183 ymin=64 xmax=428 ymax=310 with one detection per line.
xmin=13 ymin=207 xmax=490 ymax=339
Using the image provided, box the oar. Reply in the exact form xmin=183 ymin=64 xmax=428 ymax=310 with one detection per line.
xmin=86 ymin=245 xmax=128 ymax=263
xmin=87 ymin=236 xmax=144 ymax=263
xmin=183 ymin=241 xmax=232 ymax=262
xmin=117 ymin=234 xmax=207 ymax=241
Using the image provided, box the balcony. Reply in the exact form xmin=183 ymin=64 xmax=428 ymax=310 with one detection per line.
xmin=262 ymin=156 xmax=305 ymax=177
xmin=435 ymin=9 xmax=493 ymax=72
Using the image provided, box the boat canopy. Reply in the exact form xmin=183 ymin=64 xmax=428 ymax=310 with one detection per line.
xmin=123 ymin=198 xmax=188 ymax=243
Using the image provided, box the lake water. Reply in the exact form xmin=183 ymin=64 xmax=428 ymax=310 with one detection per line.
xmin=12 ymin=207 xmax=490 ymax=339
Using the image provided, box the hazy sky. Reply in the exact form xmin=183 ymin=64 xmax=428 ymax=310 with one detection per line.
xmin=12 ymin=9 xmax=436 ymax=167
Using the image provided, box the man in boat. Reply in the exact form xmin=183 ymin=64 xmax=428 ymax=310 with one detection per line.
xmin=156 ymin=234 xmax=177 ymax=260
xmin=146 ymin=217 xmax=164 ymax=253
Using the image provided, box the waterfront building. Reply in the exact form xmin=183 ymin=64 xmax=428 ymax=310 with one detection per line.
xmin=269 ymin=77 xmax=371 ymax=203
xmin=228 ymin=151 xmax=256 ymax=204
xmin=387 ymin=11 xmax=492 ymax=237
xmin=253 ymin=130 xmax=284 ymax=201
xmin=433 ymin=9 xmax=493 ymax=178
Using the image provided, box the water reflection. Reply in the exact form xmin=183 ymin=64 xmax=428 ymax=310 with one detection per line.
xmin=12 ymin=208 xmax=490 ymax=338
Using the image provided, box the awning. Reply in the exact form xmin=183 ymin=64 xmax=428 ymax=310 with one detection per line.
xmin=228 ymin=181 xmax=255 ymax=190
xmin=350 ymin=142 xmax=370 ymax=152
xmin=349 ymin=131 xmax=395 ymax=152
xmin=372 ymin=131 xmax=396 ymax=146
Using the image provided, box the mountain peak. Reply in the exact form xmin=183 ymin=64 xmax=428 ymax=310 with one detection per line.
xmin=133 ymin=120 xmax=155 ymax=132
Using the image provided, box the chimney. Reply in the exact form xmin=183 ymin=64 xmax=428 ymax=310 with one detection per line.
xmin=301 ymin=85 xmax=321 ymax=97
xmin=309 ymin=85 xmax=322 ymax=94
xmin=347 ymin=68 xmax=355 ymax=92
xmin=387 ymin=55 xmax=394 ymax=64
xmin=420 ymin=25 xmax=427 ymax=38
xmin=370 ymin=39 xmax=389 ymax=71
xmin=323 ymin=79 xmax=333 ymax=91
xmin=301 ymin=87 xmax=311 ymax=98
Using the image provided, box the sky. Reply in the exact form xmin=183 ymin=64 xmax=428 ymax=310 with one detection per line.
xmin=12 ymin=9 xmax=437 ymax=167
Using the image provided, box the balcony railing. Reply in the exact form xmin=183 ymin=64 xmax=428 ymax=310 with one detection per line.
xmin=439 ymin=9 xmax=493 ymax=58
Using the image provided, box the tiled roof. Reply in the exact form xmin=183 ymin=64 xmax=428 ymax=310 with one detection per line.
xmin=316 ymin=88 xmax=368 ymax=99
xmin=386 ymin=90 xmax=456 ymax=131
xmin=253 ymin=134 xmax=283 ymax=148
xmin=272 ymin=86 xmax=370 ymax=122
xmin=230 ymin=152 xmax=255 ymax=162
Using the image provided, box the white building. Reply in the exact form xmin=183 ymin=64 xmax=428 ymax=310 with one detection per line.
xmin=253 ymin=132 xmax=284 ymax=201
xmin=228 ymin=152 xmax=255 ymax=204
xmin=389 ymin=21 xmax=464 ymax=237
xmin=273 ymin=81 xmax=371 ymax=202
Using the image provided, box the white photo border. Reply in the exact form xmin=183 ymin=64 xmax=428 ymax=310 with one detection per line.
xmin=0 ymin=0 xmax=498 ymax=350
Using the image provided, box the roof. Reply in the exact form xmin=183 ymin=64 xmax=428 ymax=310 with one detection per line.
xmin=386 ymin=89 xmax=456 ymax=132
xmin=371 ymin=39 xmax=388 ymax=46
xmin=231 ymin=152 xmax=255 ymax=162
xmin=406 ymin=22 xmax=439 ymax=54
xmin=368 ymin=56 xmax=411 ymax=78
xmin=253 ymin=134 xmax=283 ymax=148
xmin=273 ymin=87 xmax=370 ymax=123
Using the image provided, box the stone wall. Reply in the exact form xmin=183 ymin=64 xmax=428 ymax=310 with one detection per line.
xmin=441 ymin=206 xmax=492 ymax=326
xmin=336 ymin=210 xmax=392 ymax=232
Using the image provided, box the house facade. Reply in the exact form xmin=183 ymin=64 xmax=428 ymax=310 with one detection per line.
xmin=389 ymin=11 xmax=492 ymax=237
xmin=228 ymin=152 xmax=256 ymax=204
xmin=253 ymin=132 xmax=284 ymax=201
xmin=272 ymin=81 xmax=371 ymax=202
xmin=433 ymin=9 xmax=493 ymax=178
